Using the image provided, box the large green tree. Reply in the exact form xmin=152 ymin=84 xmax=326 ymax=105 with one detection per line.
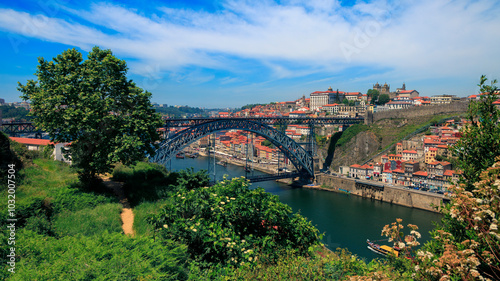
xmin=453 ymin=75 xmax=500 ymax=191
xmin=18 ymin=47 xmax=163 ymax=184
xmin=377 ymin=93 xmax=390 ymax=105
xmin=366 ymin=89 xmax=380 ymax=105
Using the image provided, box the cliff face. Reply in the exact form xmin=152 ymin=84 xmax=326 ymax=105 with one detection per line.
xmin=330 ymin=130 xmax=380 ymax=170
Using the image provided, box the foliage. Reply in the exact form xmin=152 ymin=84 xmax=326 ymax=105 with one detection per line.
xmin=367 ymin=89 xmax=380 ymax=105
xmin=0 ymin=104 xmax=31 ymax=120
xmin=336 ymin=124 xmax=369 ymax=148
xmin=53 ymin=203 xmax=122 ymax=237
xmin=453 ymin=75 xmax=500 ymax=191
xmin=261 ymin=139 xmax=274 ymax=148
xmin=148 ymin=176 xmax=322 ymax=267
xmin=240 ymin=103 xmax=267 ymax=111
xmin=154 ymin=105 xmax=206 ymax=117
xmin=114 ymin=162 xmax=209 ymax=207
xmin=0 ymin=132 xmax=23 ymax=184
xmin=18 ymin=47 xmax=163 ymax=185
xmin=411 ymin=158 xmax=500 ymax=280
xmin=9 ymin=230 xmax=189 ymax=280
xmin=377 ymin=94 xmax=391 ymax=105
xmin=381 ymin=218 xmax=421 ymax=258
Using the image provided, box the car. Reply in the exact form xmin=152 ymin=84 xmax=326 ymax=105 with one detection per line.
xmin=437 ymin=190 xmax=445 ymax=194
xmin=421 ymin=187 xmax=429 ymax=191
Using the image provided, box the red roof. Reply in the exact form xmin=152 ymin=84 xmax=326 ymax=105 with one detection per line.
xmin=10 ymin=137 xmax=54 ymax=146
xmin=413 ymin=171 xmax=428 ymax=177
xmin=392 ymin=169 xmax=404 ymax=173
xmin=443 ymin=170 xmax=455 ymax=176
xmin=402 ymin=150 xmax=417 ymax=154
xmin=350 ymin=164 xmax=361 ymax=168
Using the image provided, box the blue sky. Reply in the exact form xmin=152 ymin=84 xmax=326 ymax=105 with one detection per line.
xmin=1 ymin=0 xmax=499 ymax=108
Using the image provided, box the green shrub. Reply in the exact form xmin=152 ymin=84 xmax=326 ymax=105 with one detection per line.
xmin=149 ymin=177 xmax=322 ymax=267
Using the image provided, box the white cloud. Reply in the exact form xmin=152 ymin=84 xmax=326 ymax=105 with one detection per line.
xmin=0 ymin=0 xmax=499 ymax=90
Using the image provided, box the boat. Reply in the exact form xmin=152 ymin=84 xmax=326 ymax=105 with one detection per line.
xmin=216 ymin=161 xmax=227 ymax=167
xmin=245 ymin=166 xmax=252 ymax=172
xmin=176 ymin=153 xmax=185 ymax=159
xmin=367 ymin=239 xmax=399 ymax=257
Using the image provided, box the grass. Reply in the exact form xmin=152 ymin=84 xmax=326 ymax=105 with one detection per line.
xmin=53 ymin=203 xmax=123 ymax=237
xmin=133 ymin=199 xmax=170 ymax=237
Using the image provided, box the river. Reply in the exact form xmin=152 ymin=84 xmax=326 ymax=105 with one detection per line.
xmin=169 ymin=156 xmax=443 ymax=261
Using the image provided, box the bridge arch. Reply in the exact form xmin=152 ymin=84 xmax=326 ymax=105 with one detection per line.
xmin=149 ymin=119 xmax=314 ymax=177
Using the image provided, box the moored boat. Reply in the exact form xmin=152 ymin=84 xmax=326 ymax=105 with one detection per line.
xmin=176 ymin=153 xmax=185 ymax=159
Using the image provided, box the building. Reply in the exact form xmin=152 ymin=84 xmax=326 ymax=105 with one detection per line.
xmin=9 ymin=137 xmax=71 ymax=163
xmin=309 ymin=87 xmax=345 ymax=111
xmin=430 ymin=95 xmax=460 ymax=104
xmin=373 ymin=82 xmax=390 ymax=95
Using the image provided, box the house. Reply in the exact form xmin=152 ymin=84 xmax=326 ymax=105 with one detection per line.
xmin=412 ymin=171 xmax=428 ymax=188
xmin=427 ymin=161 xmax=452 ymax=178
xmin=425 ymin=147 xmax=438 ymax=164
xmin=382 ymin=169 xmax=393 ymax=183
xmin=402 ymin=150 xmax=418 ymax=161
xmin=392 ymin=169 xmax=405 ymax=185
xmin=9 ymin=137 xmax=71 ymax=163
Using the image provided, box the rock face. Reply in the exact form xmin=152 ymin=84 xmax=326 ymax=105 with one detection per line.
xmin=330 ymin=131 xmax=380 ymax=170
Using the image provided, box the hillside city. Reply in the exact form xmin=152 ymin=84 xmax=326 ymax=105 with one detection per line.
xmin=3 ymin=82 xmax=500 ymax=195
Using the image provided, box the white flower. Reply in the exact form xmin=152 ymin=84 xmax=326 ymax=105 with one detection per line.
xmin=192 ymin=229 xmax=197 ymax=232
xmin=490 ymin=224 xmax=498 ymax=231
xmin=163 ymin=224 xmax=168 ymax=229
xmin=220 ymin=201 xmax=225 ymax=205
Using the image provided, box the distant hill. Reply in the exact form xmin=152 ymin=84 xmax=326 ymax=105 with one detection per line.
xmin=322 ymin=113 xmax=464 ymax=171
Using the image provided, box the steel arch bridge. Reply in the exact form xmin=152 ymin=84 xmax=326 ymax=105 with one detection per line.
xmin=149 ymin=119 xmax=314 ymax=178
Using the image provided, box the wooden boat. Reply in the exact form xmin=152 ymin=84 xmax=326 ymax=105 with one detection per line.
xmin=216 ymin=161 xmax=227 ymax=167
xmin=367 ymin=239 xmax=399 ymax=257
xmin=176 ymin=153 xmax=185 ymax=159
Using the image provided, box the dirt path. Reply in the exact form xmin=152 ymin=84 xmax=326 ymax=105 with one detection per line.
xmin=103 ymin=179 xmax=135 ymax=237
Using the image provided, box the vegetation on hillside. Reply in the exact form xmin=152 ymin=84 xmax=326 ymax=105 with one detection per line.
xmin=154 ymin=105 xmax=206 ymax=117
xmin=0 ymin=105 xmax=31 ymax=121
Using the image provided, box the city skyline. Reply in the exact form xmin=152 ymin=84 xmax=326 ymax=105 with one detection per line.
xmin=1 ymin=0 xmax=499 ymax=107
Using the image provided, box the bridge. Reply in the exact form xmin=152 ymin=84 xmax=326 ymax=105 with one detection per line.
xmin=150 ymin=116 xmax=363 ymax=182
xmin=0 ymin=121 xmax=42 ymax=138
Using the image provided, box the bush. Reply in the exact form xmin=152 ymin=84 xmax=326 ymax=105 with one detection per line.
xmin=149 ymin=177 xmax=322 ymax=267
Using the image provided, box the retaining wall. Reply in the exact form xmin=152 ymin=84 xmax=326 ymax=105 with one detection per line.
xmin=315 ymin=174 xmax=447 ymax=212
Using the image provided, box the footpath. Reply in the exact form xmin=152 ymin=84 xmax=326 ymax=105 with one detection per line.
xmin=103 ymin=178 xmax=135 ymax=237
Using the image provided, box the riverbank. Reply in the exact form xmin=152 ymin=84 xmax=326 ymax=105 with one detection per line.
xmin=197 ymin=150 xmax=294 ymax=184
xmin=311 ymin=174 xmax=447 ymax=213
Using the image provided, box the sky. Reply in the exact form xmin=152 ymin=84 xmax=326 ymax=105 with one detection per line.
xmin=0 ymin=0 xmax=499 ymax=108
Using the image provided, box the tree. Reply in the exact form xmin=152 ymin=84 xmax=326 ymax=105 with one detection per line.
xmin=378 ymin=94 xmax=390 ymax=105
xmin=18 ymin=47 xmax=163 ymax=185
xmin=452 ymin=75 xmax=500 ymax=191
xmin=367 ymin=89 xmax=380 ymax=105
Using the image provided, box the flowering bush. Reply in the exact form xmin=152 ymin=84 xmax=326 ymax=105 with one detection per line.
xmin=413 ymin=158 xmax=500 ymax=280
xmin=148 ymin=176 xmax=322 ymax=267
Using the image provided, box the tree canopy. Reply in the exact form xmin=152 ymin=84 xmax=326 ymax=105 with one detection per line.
xmin=18 ymin=47 xmax=162 ymax=184
xmin=453 ymin=75 xmax=500 ymax=191
xmin=377 ymin=93 xmax=390 ymax=105
xmin=366 ymin=89 xmax=380 ymax=105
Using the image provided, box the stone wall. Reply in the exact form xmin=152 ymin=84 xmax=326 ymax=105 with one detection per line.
xmin=315 ymin=175 xmax=447 ymax=212
xmin=365 ymin=101 xmax=468 ymax=124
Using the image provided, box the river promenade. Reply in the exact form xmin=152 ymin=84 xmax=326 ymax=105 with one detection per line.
xmin=188 ymin=149 xmax=446 ymax=213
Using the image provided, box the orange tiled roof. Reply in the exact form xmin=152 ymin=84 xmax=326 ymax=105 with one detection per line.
xmin=10 ymin=137 xmax=54 ymax=146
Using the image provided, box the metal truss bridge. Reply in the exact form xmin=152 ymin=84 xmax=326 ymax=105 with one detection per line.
xmin=150 ymin=116 xmax=363 ymax=182
xmin=0 ymin=122 xmax=42 ymax=138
